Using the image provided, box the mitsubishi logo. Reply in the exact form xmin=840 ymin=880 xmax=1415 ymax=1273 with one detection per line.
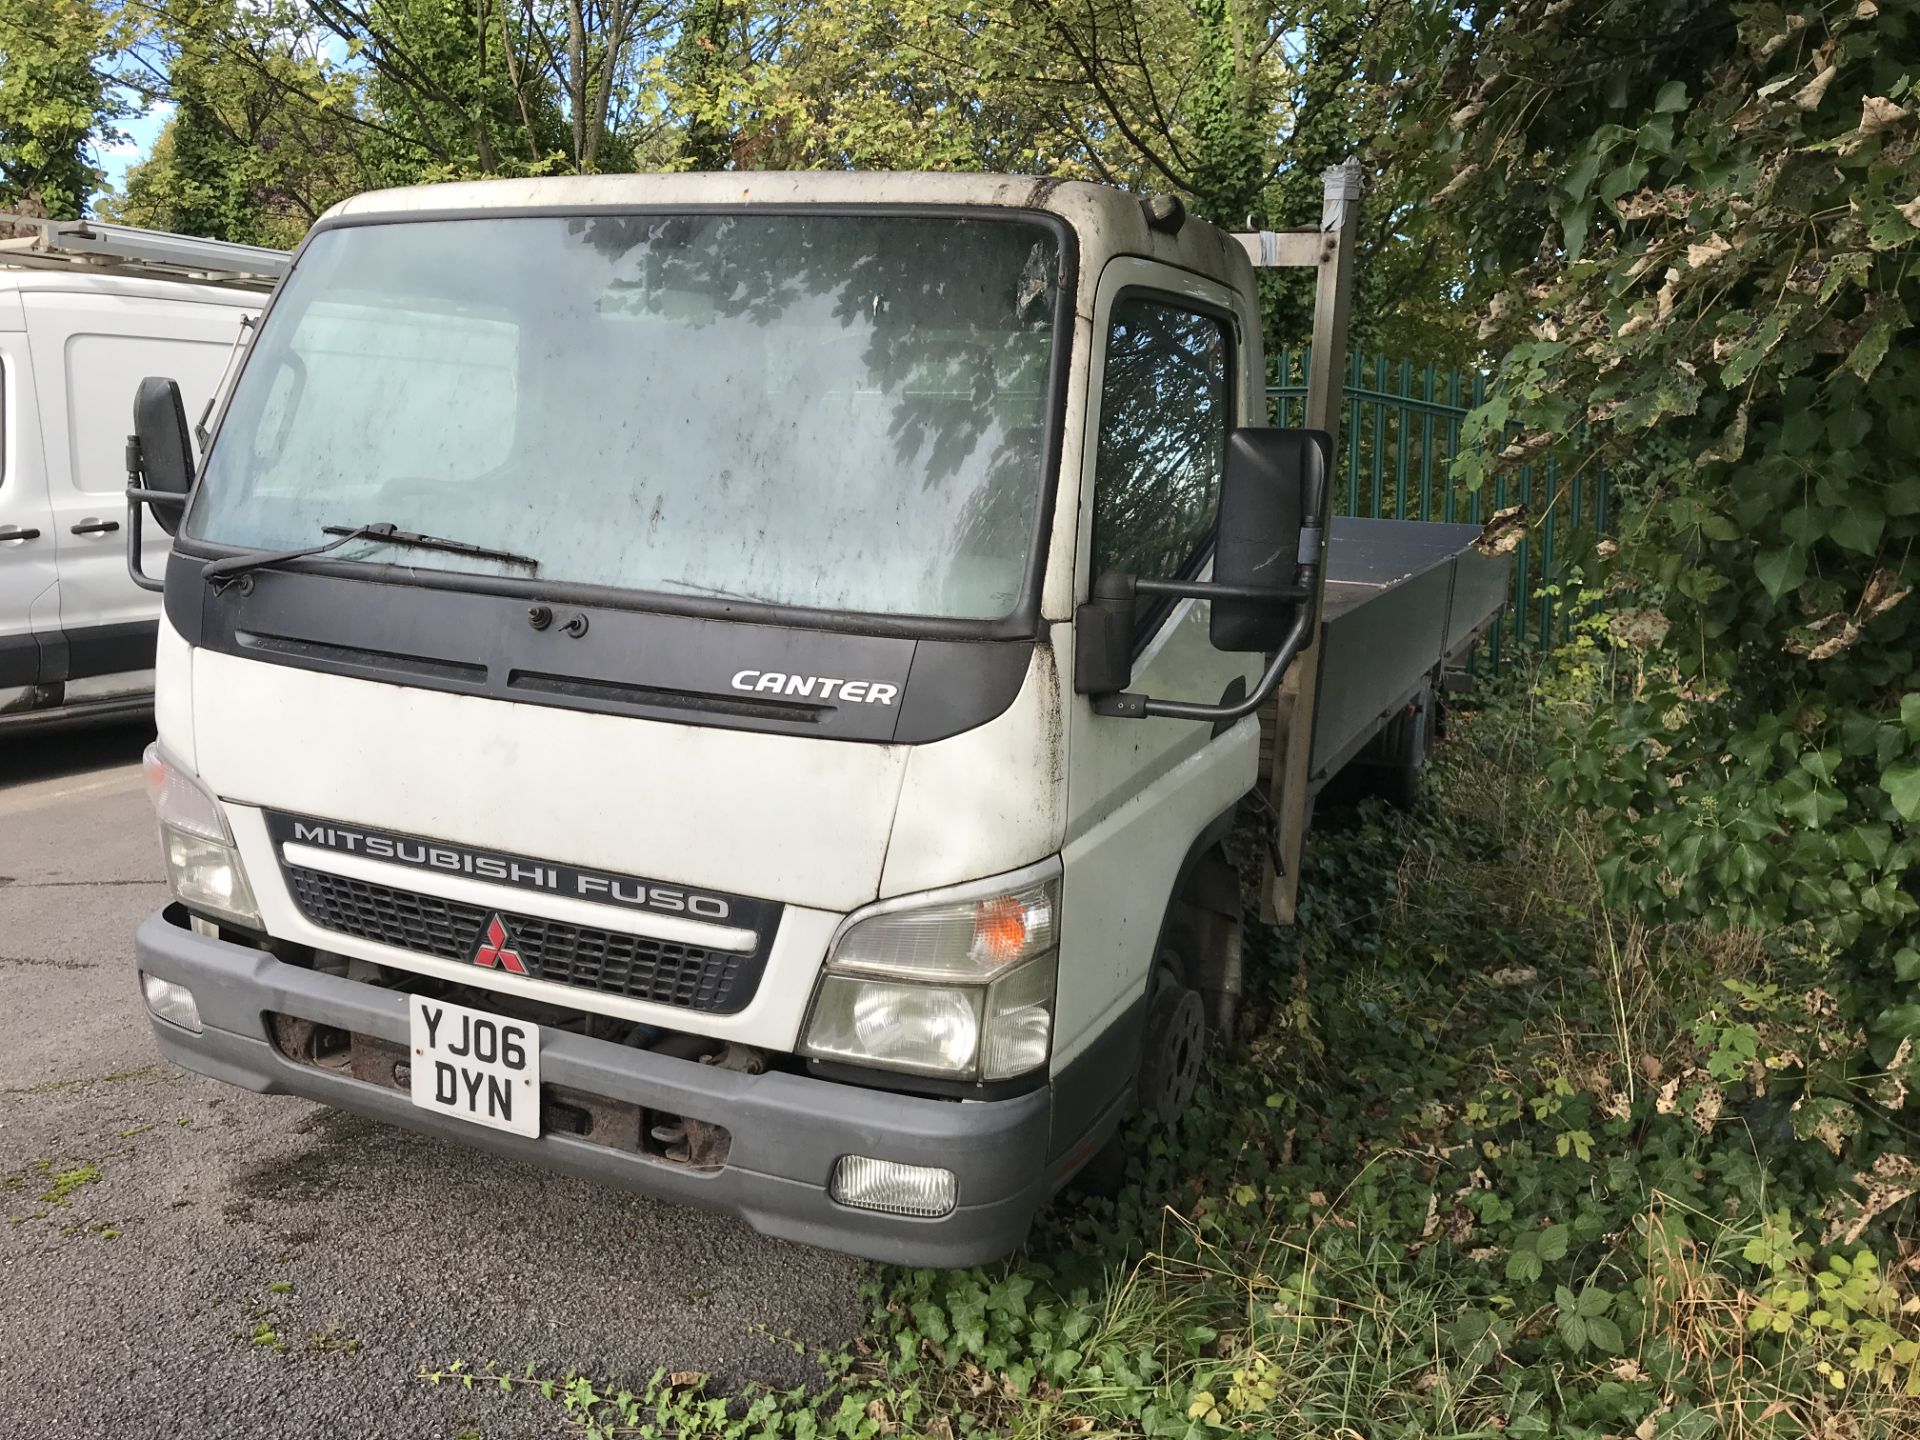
xmin=472 ymin=914 xmax=528 ymax=975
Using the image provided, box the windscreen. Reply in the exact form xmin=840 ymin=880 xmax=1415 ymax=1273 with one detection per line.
xmin=187 ymin=213 xmax=1064 ymax=621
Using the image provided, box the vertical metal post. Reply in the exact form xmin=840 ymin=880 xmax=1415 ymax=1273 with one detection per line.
xmin=1569 ymin=450 xmax=1584 ymax=554
xmin=1445 ymin=369 xmax=1462 ymax=523
xmin=1419 ymin=363 xmax=1437 ymax=521
xmin=1516 ymin=463 xmax=1533 ymax=651
xmin=1264 ymin=157 xmax=1361 ymax=926
xmin=1541 ymin=454 xmax=1559 ymax=643
xmin=1370 ymin=357 xmax=1387 ymax=518
xmin=1344 ymin=350 xmax=1363 ymax=516
xmin=1468 ymin=372 xmax=1487 ymax=523
xmin=1394 ymin=360 xmax=1412 ymax=519
xmin=1490 ymin=462 xmax=1510 ymax=669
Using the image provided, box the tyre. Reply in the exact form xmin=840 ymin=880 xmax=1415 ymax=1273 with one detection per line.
xmin=1137 ymin=962 xmax=1207 ymax=1123
xmin=1349 ymin=682 xmax=1431 ymax=810
xmin=1070 ymin=953 xmax=1211 ymax=1197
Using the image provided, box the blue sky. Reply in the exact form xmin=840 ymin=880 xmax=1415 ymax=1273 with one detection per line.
xmin=94 ymin=95 xmax=172 ymax=211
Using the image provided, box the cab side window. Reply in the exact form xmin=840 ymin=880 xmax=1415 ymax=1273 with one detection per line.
xmin=1089 ymin=297 xmax=1231 ymax=621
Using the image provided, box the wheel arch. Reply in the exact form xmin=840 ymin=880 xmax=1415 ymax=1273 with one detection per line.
xmin=1046 ymin=793 xmax=1248 ymax=1176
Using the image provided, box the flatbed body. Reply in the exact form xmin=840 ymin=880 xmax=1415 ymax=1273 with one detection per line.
xmin=1308 ymin=516 xmax=1509 ymax=786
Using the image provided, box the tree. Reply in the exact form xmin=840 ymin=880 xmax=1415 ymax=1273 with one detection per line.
xmin=91 ymin=0 xmax=1486 ymax=366
xmin=298 ymin=0 xmax=666 ymax=174
xmin=1416 ymin=0 xmax=1920 ymax=1044
xmin=648 ymin=0 xmax=1467 ymax=352
xmin=106 ymin=0 xmax=397 ymax=243
xmin=0 ymin=0 xmax=123 ymax=217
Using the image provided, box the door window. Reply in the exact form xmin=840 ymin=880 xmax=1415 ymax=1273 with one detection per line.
xmin=64 ymin=331 xmax=231 ymax=494
xmin=1089 ymin=297 xmax=1231 ymax=624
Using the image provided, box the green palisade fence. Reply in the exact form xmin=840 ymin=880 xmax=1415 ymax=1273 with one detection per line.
xmin=1268 ymin=348 xmax=1612 ymax=673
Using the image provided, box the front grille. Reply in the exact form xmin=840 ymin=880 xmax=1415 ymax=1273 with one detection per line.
xmin=284 ymin=867 xmax=763 ymax=1015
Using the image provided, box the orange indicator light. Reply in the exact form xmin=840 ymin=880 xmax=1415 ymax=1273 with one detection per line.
xmin=973 ymin=896 xmax=1029 ymax=963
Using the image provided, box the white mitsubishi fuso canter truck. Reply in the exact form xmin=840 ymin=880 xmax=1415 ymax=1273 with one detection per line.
xmin=126 ymin=171 xmax=1509 ymax=1265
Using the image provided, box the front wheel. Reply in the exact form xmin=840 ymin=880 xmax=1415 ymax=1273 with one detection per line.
xmin=1137 ymin=962 xmax=1207 ymax=1123
xmin=1072 ymin=954 xmax=1212 ymax=1196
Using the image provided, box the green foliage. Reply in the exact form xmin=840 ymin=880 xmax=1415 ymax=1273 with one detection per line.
xmin=1745 ymin=1218 xmax=1920 ymax=1393
xmin=0 ymin=0 xmax=123 ymax=217
xmin=421 ymin=1357 xmax=892 ymax=1440
xmin=1417 ymin=0 xmax=1920 ymax=1061
xmin=104 ymin=0 xmax=366 ymax=245
xmin=97 ymin=0 xmax=1482 ymax=357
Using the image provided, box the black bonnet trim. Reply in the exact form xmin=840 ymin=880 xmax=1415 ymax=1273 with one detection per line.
xmin=166 ymin=552 xmax=1034 ymax=745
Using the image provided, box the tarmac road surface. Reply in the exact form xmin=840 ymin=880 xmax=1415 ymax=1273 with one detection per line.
xmin=0 ymin=719 xmax=860 ymax=1439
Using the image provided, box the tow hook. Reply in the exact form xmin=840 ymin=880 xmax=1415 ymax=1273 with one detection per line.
xmin=651 ymin=1044 xmax=765 ymax=1167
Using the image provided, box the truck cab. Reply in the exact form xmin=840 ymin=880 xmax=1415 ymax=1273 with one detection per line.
xmin=129 ymin=173 xmax=1487 ymax=1265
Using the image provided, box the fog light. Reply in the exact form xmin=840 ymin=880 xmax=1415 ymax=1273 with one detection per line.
xmin=830 ymin=1155 xmax=957 ymax=1218
xmin=141 ymin=972 xmax=202 ymax=1033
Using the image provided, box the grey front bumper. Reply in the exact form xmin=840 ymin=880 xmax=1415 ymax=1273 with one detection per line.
xmin=136 ymin=907 xmax=1053 ymax=1267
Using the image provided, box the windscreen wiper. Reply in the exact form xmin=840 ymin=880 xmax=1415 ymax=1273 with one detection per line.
xmin=204 ymin=522 xmax=539 ymax=590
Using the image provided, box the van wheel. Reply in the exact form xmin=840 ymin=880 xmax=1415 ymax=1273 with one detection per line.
xmin=1065 ymin=882 xmax=1237 ymax=1198
xmin=1379 ymin=754 xmax=1421 ymax=811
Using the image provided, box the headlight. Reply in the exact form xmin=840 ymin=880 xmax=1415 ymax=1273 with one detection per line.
xmin=143 ymin=742 xmax=261 ymax=929
xmin=801 ymin=863 xmax=1059 ymax=1082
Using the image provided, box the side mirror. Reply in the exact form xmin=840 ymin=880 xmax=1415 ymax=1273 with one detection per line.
xmin=1211 ymin=428 xmax=1331 ymax=652
xmin=1073 ymin=426 xmax=1332 ymax=725
xmin=128 ymin=376 xmax=194 ymax=537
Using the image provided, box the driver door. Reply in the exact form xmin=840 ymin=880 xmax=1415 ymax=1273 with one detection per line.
xmin=1054 ymin=261 xmax=1265 ymax=1069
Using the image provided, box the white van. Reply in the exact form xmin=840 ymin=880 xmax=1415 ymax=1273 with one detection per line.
xmin=0 ymin=217 xmax=283 ymax=730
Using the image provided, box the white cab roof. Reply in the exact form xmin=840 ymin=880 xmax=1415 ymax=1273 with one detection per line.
xmin=321 ymin=172 xmax=1256 ymax=297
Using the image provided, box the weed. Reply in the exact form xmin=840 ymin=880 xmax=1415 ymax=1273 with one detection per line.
xmin=56 ymin=1218 xmax=121 ymax=1240
xmin=3 ymin=1065 xmax=165 ymax=1098
xmin=308 ymin=1323 xmax=361 ymax=1354
xmin=37 ymin=1162 xmax=99 ymax=1207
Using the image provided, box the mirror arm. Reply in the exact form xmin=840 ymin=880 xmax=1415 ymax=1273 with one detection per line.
xmin=1134 ymin=575 xmax=1310 ymax=604
xmin=125 ymin=437 xmax=168 ymax=593
xmin=125 ymin=491 xmax=165 ymax=594
xmin=1091 ymin=603 xmax=1312 ymax=722
xmin=1092 ymin=539 xmax=1322 ymax=724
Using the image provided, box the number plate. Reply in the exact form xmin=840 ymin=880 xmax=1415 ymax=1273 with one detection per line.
xmin=408 ymin=995 xmax=541 ymax=1138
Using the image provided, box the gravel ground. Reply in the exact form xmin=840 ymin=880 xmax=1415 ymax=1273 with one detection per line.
xmin=0 ymin=719 xmax=861 ymax=1439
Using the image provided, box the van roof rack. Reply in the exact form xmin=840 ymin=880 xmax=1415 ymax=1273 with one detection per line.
xmin=0 ymin=213 xmax=289 ymax=290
